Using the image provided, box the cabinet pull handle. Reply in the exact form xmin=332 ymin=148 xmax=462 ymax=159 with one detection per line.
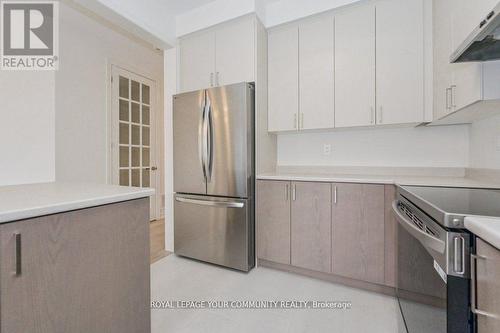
xmin=370 ymin=107 xmax=375 ymax=124
xmin=471 ymin=254 xmax=498 ymax=318
xmin=333 ymin=186 xmax=337 ymax=204
xmin=300 ymin=113 xmax=304 ymax=129
xmin=285 ymin=183 xmax=289 ymax=201
xmin=210 ymin=73 xmax=214 ymax=87
xmin=445 ymin=87 xmax=451 ymax=110
xmin=450 ymin=85 xmax=457 ymax=108
xmin=292 ymin=184 xmax=296 ymax=201
xmin=14 ymin=233 xmax=21 ymax=276
xmin=216 ymin=72 xmax=220 ymax=86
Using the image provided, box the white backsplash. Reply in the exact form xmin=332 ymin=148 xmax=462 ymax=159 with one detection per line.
xmin=277 ymin=124 xmax=470 ymax=168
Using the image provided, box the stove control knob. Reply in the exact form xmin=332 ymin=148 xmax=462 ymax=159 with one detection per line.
xmin=452 ymin=218 xmax=461 ymax=226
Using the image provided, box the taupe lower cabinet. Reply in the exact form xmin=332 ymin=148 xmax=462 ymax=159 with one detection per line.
xmin=0 ymin=199 xmax=150 ymax=333
xmin=475 ymin=238 xmax=500 ymax=332
xmin=291 ymin=182 xmax=331 ymax=273
xmin=331 ymin=183 xmax=385 ymax=284
xmin=257 ymin=180 xmax=396 ymax=288
xmin=256 ymin=180 xmax=291 ymax=265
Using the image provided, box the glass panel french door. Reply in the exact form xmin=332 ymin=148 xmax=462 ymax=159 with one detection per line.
xmin=112 ymin=66 xmax=157 ymax=219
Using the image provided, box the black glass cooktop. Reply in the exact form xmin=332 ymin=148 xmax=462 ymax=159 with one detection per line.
xmin=400 ymin=185 xmax=500 ymax=218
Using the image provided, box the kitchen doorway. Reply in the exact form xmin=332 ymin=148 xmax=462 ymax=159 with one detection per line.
xmin=110 ymin=65 xmax=159 ymax=220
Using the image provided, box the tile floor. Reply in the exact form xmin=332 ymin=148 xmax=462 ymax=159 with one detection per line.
xmin=151 ymin=255 xmax=407 ymax=332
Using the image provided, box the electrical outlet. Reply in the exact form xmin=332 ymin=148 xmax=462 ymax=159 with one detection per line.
xmin=323 ymin=144 xmax=332 ymax=156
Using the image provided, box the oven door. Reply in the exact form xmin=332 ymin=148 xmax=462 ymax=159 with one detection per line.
xmin=393 ymin=198 xmax=471 ymax=333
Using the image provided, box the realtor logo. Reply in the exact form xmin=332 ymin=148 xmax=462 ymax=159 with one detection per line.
xmin=1 ymin=1 xmax=58 ymax=70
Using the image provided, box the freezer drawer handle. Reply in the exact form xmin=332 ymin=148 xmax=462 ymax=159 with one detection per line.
xmin=175 ymin=197 xmax=244 ymax=208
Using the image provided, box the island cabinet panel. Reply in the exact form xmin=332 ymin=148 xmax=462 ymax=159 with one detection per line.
xmin=475 ymin=238 xmax=500 ymax=333
xmin=0 ymin=198 xmax=150 ymax=333
xmin=331 ymin=183 xmax=385 ymax=285
xmin=291 ymin=182 xmax=332 ymax=273
xmin=256 ymin=180 xmax=291 ymax=265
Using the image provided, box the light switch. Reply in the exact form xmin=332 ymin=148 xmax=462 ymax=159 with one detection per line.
xmin=323 ymin=144 xmax=332 ymax=156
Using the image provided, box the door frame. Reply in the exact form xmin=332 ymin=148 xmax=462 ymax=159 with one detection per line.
xmin=106 ymin=60 xmax=162 ymax=221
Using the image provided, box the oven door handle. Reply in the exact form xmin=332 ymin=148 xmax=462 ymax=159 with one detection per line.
xmin=392 ymin=201 xmax=446 ymax=254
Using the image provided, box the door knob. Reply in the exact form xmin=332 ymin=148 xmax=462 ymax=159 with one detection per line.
xmin=151 ymin=166 xmax=158 ymax=171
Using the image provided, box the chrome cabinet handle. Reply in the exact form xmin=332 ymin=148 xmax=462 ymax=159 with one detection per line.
xmin=450 ymin=85 xmax=457 ymax=108
xmin=471 ymin=253 xmax=498 ymax=318
xmin=333 ymin=186 xmax=337 ymax=204
xmin=445 ymin=87 xmax=451 ymax=110
xmin=175 ymin=196 xmax=244 ymax=208
xmin=14 ymin=233 xmax=21 ymax=276
xmin=292 ymin=184 xmax=296 ymax=201
xmin=285 ymin=183 xmax=289 ymax=201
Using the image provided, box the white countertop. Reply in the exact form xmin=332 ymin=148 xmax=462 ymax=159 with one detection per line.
xmin=257 ymin=173 xmax=500 ymax=189
xmin=0 ymin=182 xmax=155 ymax=223
xmin=465 ymin=216 xmax=500 ymax=250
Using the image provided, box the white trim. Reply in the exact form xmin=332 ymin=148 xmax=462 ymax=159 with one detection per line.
xmin=107 ymin=60 xmax=162 ymax=220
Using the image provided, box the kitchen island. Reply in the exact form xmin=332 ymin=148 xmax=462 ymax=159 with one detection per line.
xmin=0 ymin=182 xmax=154 ymax=333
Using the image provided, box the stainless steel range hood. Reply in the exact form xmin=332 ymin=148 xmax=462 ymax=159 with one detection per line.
xmin=451 ymin=2 xmax=500 ymax=63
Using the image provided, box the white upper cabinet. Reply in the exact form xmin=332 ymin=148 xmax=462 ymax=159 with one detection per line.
xmin=433 ymin=0 xmax=454 ymax=120
xmin=268 ymin=26 xmax=299 ymax=132
xmin=299 ymin=17 xmax=335 ymax=130
xmin=335 ymin=4 xmax=376 ymax=128
xmin=179 ymin=31 xmax=215 ymax=93
xmin=178 ymin=16 xmax=256 ymax=93
xmin=215 ymin=17 xmax=255 ymax=86
xmin=433 ymin=0 xmax=500 ymax=123
xmin=376 ymin=0 xmax=424 ymax=125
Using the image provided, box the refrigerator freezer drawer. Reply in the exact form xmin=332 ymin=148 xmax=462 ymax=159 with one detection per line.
xmin=174 ymin=194 xmax=254 ymax=271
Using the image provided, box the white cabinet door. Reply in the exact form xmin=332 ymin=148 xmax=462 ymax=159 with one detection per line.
xmin=215 ymin=17 xmax=255 ymax=86
xmin=299 ymin=17 xmax=335 ymax=130
xmin=451 ymin=63 xmax=483 ymax=111
xmin=268 ymin=26 xmax=299 ymax=132
xmin=179 ymin=31 xmax=215 ymax=93
xmin=376 ymin=0 xmax=424 ymax=125
xmin=335 ymin=4 xmax=376 ymax=128
xmin=433 ymin=0 xmax=454 ymax=120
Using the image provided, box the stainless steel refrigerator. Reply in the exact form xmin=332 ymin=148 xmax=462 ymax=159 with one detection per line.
xmin=173 ymin=82 xmax=255 ymax=272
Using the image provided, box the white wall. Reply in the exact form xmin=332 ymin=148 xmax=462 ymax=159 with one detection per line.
xmin=55 ymin=3 xmax=164 ymax=189
xmin=164 ymin=48 xmax=177 ymax=252
xmin=277 ymin=125 xmax=470 ymax=167
xmin=0 ymin=72 xmax=55 ymax=186
xmin=469 ymin=114 xmax=500 ymax=169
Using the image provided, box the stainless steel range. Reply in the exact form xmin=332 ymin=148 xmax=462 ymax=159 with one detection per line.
xmin=393 ymin=185 xmax=500 ymax=333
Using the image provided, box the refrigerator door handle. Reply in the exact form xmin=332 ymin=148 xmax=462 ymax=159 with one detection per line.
xmin=198 ymin=91 xmax=208 ymax=181
xmin=206 ymin=99 xmax=214 ymax=182
xmin=175 ymin=196 xmax=244 ymax=208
